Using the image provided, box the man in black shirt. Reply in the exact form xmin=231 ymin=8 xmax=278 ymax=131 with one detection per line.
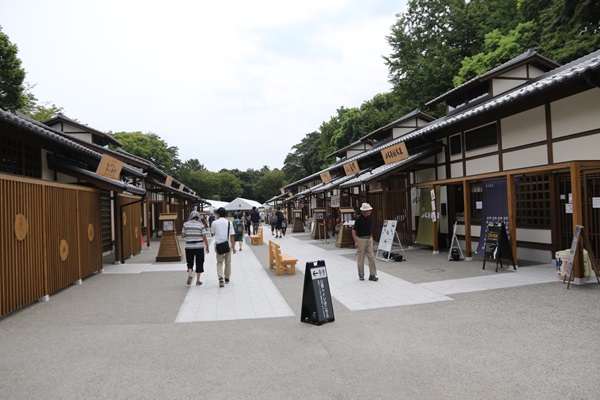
xmin=352 ymin=203 xmax=379 ymax=281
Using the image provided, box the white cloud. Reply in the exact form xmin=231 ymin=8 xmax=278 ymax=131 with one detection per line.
xmin=1 ymin=0 xmax=406 ymax=171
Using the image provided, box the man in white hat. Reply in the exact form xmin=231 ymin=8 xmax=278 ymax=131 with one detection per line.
xmin=352 ymin=203 xmax=378 ymax=281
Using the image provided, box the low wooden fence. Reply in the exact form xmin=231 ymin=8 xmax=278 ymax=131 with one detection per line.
xmin=1 ymin=173 xmax=103 ymax=317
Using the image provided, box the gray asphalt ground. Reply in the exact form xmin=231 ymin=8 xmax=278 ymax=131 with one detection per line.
xmin=1 ymin=228 xmax=599 ymax=400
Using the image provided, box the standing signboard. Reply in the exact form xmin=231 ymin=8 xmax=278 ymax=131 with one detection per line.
xmin=482 ymin=222 xmax=516 ymax=272
xmin=301 ymin=260 xmax=335 ymax=326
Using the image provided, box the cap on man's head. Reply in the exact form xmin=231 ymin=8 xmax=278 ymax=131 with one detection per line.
xmin=189 ymin=211 xmax=200 ymax=220
xmin=360 ymin=203 xmax=373 ymax=212
xmin=216 ymin=207 xmax=227 ymax=217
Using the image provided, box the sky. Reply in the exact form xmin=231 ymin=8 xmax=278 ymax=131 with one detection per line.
xmin=1 ymin=0 xmax=406 ymax=172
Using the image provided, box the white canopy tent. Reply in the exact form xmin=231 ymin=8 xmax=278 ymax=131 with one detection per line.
xmin=224 ymin=197 xmax=263 ymax=212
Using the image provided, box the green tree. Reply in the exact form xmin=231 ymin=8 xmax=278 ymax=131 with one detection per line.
xmin=283 ymin=131 xmax=324 ymax=182
xmin=214 ymin=171 xmax=243 ymax=201
xmin=384 ymin=0 xmax=469 ymax=115
xmin=455 ymin=21 xmax=538 ymax=85
xmin=535 ymin=0 xmax=600 ymax=63
xmin=254 ymin=168 xmax=285 ymax=203
xmin=110 ymin=131 xmax=180 ymax=174
xmin=0 ymin=27 xmax=27 ymax=110
xmin=20 ymin=84 xmax=63 ymax=121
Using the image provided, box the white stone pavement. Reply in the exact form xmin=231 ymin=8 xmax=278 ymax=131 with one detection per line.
xmin=102 ymin=232 xmax=559 ymax=323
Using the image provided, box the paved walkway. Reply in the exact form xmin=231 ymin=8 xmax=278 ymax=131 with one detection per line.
xmin=3 ymin=224 xmax=600 ymax=400
xmin=103 ymin=227 xmax=559 ymax=322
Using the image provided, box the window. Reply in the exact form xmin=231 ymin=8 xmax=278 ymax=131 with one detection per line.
xmin=0 ymin=136 xmax=41 ymax=178
xmin=465 ymin=124 xmax=497 ymax=151
xmin=470 ymin=183 xmax=483 ymax=222
xmin=516 ymin=174 xmax=551 ymax=228
xmin=449 ymin=135 xmax=461 ymax=155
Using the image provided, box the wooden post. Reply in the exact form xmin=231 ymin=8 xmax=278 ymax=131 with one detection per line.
xmin=432 ymin=185 xmax=439 ymax=253
xmin=570 ymin=162 xmax=583 ymax=278
xmin=146 ymin=197 xmax=151 ymax=248
xmin=463 ymin=180 xmax=472 ymax=258
xmin=506 ymin=174 xmax=518 ymax=267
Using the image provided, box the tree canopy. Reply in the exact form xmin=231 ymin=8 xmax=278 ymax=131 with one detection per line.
xmin=0 ymin=27 xmax=27 ymax=110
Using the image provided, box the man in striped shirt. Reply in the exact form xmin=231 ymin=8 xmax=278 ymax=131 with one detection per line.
xmin=182 ymin=211 xmax=210 ymax=286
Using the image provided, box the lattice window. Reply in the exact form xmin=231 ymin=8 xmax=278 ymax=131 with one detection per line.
xmin=0 ymin=136 xmax=41 ymax=178
xmin=516 ymin=174 xmax=551 ymax=228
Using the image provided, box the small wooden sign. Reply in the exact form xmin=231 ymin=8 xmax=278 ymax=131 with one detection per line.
xmin=280 ymin=188 xmax=285 ymax=195
xmin=381 ymin=142 xmax=409 ymax=164
xmin=320 ymin=171 xmax=332 ymax=183
xmin=96 ymin=154 xmax=123 ymax=180
xmin=165 ymin=176 xmax=173 ymax=187
xmin=179 ymin=183 xmax=185 ymax=190
xmin=343 ymin=160 xmax=360 ymax=176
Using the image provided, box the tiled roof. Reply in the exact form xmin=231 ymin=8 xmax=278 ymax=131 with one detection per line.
xmin=340 ymin=144 xmax=442 ymax=188
xmin=425 ymin=49 xmax=559 ymax=107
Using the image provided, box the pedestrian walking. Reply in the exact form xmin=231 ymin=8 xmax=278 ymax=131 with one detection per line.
xmin=352 ymin=203 xmax=378 ymax=282
xmin=182 ymin=210 xmax=209 ymax=286
xmin=275 ymin=207 xmax=284 ymax=238
xmin=250 ymin=206 xmax=261 ymax=235
xmin=212 ymin=207 xmax=236 ymax=287
xmin=233 ymin=212 xmax=245 ymax=251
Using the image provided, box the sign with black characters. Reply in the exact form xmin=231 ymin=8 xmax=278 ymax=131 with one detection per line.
xmin=381 ymin=142 xmax=409 ymax=164
xmin=300 ymin=260 xmax=335 ymax=326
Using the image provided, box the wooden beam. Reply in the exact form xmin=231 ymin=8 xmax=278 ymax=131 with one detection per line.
xmin=506 ymin=173 xmax=518 ymax=267
xmin=463 ymin=180 xmax=472 ymax=258
xmin=570 ymin=162 xmax=584 ymax=278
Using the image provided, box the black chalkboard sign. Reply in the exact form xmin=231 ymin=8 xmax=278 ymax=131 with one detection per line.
xmin=300 ymin=260 xmax=335 ymax=326
xmin=482 ymin=222 xmax=516 ymax=272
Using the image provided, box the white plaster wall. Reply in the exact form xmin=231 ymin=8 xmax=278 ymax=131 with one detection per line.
xmin=493 ymin=79 xmax=524 ymax=96
xmin=450 ymin=161 xmax=463 ymax=178
xmin=413 ymin=168 xmax=437 ymax=183
xmin=501 ymin=106 xmax=546 ymax=148
xmin=551 ymin=88 xmax=600 ymax=138
xmin=498 ymin=65 xmax=529 ymax=78
xmin=466 ymin=155 xmax=498 ymax=175
xmin=393 ymin=127 xmax=412 ymax=138
xmin=503 ymin=145 xmax=547 ymax=170
xmin=465 ymin=143 xmax=499 ymax=158
xmin=552 ymin=134 xmax=600 ymax=162
xmin=41 ymin=149 xmax=53 ymax=180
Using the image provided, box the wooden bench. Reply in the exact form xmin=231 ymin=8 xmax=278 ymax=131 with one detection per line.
xmin=268 ymin=240 xmax=297 ymax=275
xmin=250 ymin=227 xmax=263 ymax=245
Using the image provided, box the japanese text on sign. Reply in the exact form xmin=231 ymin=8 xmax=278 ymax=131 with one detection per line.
xmin=381 ymin=142 xmax=409 ymax=164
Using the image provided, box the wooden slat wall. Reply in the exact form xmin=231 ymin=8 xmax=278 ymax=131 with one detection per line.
xmin=116 ymin=194 xmax=142 ymax=261
xmin=99 ymin=190 xmax=112 ymax=253
xmin=1 ymin=173 xmax=102 ymax=317
xmin=78 ymin=190 xmax=103 ymax=278
xmin=0 ymin=177 xmax=45 ymax=316
xmin=45 ymin=186 xmax=80 ymax=294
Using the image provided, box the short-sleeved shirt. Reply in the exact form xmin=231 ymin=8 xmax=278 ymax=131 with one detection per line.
xmin=212 ymin=217 xmax=234 ymax=245
xmin=182 ymin=220 xmax=207 ymax=249
xmin=353 ymin=214 xmax=372 ymax=237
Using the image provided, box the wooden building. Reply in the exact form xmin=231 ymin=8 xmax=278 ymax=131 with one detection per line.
xmin=281 ymin=49 xmax=600 ymax=284
xmin=0 ymin=110 xmax=201 ymax=316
